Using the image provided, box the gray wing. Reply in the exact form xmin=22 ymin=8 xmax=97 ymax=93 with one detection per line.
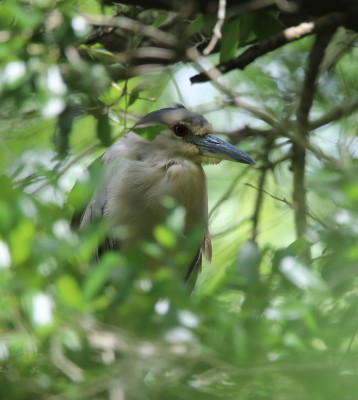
xmin=80 ymin=176 xmax=108 ymax=227
xmin=185 ymin=230 xmax=212 ymax=290
xmin=79 ymin=162 xmax=120 ymax=260
xmin=78 ymin=138 xmax=132 ymax=259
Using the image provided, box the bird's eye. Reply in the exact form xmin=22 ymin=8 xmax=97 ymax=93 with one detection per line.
xmin=173 ymin=124 xmax=189 ymax=137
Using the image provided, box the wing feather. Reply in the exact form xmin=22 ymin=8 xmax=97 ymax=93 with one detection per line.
xmin=185 ymin=230 xmax=212 ymax=290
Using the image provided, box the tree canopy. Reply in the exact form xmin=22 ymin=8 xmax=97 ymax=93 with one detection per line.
xmin=1 ymin=1 xmax=358 ymax=399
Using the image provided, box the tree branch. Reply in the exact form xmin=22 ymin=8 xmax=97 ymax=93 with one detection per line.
xmin=203 ymin=0 xmax=227 ymax=55
xmin=82 ymin=13 xmax=177 ymax=47
xmin=190 ymin=12 xmax=346 ymax=84
xmin=292 ymin=28 xmax=336 ymax=249
xmin=251 ymin=167 xmax=267 ymax=241
xmin=310 ymin=96 xmax=358 ymax=129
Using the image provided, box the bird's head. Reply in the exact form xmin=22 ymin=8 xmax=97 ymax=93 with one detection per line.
xmin=133 ymin=104 xmax=255 ymax=165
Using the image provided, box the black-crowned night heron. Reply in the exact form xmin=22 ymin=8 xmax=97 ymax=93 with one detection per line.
xmin=80 ymin=105 xmax=255 ymax=287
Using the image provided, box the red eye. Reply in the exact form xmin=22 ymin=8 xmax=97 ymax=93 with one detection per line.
xmin=173 ymin=124 xmax=189 ymax=137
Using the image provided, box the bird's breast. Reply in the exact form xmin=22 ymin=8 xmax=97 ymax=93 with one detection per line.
xmin=107 ymin=159 xmax=208 ymax=241
xmin=164 ymin=161 xmax=207 ymax=223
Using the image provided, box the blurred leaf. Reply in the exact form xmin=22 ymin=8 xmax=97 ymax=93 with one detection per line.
xmin=279 ymin=256 xmax=327 ymax=292
xmin=54 ymin=107 xmax=81 ymax=156
xmin=83 ymin=253 xmax=123 ymax=301
xmin=96 ymin=113 xmax=112 ymax=146
xmin=128 ymin=86 xmax=142 ymax=107
xmin=236 ymin=240 xmax=260 ymax=287
xmin=153 ymin=224 xmax=177 ymax=249
xmin=132 ymin=124 xmax=166 ymax=140
xmin=55 ymin=274 xmax=84 ymax=310
xmin=9 ymin=220 xmax=35 ymax=266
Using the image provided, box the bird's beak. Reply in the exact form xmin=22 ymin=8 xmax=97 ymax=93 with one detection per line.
xmin=186 ymin=134 xmax=255 ymax=164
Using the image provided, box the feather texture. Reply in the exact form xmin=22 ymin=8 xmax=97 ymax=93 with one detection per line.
xmin=79 ymin=105 xmax=254 ymax=288
xmin=81 ymin=131 xmax=211 ymax=282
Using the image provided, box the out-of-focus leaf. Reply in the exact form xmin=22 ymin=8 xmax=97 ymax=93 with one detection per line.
xmin=55 ymin=274 xmax=84 ymax=310
xmin=83 ymin=253 xmax=124 ymax=301
xmin=128 ymin=87 xmax=142 ymax=107
xmin=54 ymin=107 xmax=81 ymax=156
xmin=96 ymin=114 xmax=112 ymax=146
xmin=237 ymin=240 xmax=260 ymax=286
xmin=153 ymin=225 xmax=177 ymax=249
xmin=279 ymin=256 xmax=327 ymax=292
xmin=132 ymin=124 xmax=166 ymax=140
xmin=9 ymin=220 xmax=35 ymax=266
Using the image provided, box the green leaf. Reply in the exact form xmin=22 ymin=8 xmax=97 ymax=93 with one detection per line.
xmin=54 ymin=107 xmax=82 ymax=156
xmin=220 ymin=18 xmax=240 ymax=63
xmin=187 ymin=14 xmax=204 ymax=37
xmin=153 ymin=225 xmax=177 ymax=249
xmin=97 ymin=114 xmax=112 ymax=146
xmin=128 ymin=87 xmax=142 ymax=107
xmin=254 ymin=12 xmax=284 ymax=41
xmin=132 ymin=124 xmax=166 ymax=141
xmin=9 ymin=220 xmax=35 ymax=266
xmin=56 ymin=275 xmax=84 ymax=310
xmin=83 ymin=253 xmax=123 ymax=301
xmin=239 ymin=13 xmax=257 ymax=46
xmin=54 ymin=112 xmax=74 ymax=156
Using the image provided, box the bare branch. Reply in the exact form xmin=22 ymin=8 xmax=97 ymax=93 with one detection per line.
xmin=297 ymin=33 xmax=336 ymax=126
xmin=203 ymin=0 xmax=227 ymax=56
xmin=191 ymin=12 xmax=346 ymax=84
xmin=82 ymin=13 xmax=177 ymax=47
xmin=225 ymin=126 xmax=276 ymax=143
xmin=292 ymin=29 xmax=336 ymax=248
xmin=188 ymin=49 xmax=284 ymax=128
xmin=310 ymin=96 xmax=358 ymax=129
xmin=251 ymin=167 xmax=267 ymax=241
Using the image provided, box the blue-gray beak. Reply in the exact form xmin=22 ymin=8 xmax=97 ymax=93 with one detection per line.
xmin=186 ymin=133 xmax=255 ymax=165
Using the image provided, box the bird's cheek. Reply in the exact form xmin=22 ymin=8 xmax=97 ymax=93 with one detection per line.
xmin=199 ymin=156 xmax=222 ymax=165
xmin=185 ymin=143 xmax=200 ymax=155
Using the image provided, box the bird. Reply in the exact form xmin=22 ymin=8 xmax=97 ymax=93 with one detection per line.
xmin=79 ymin=104 xmax=255 ymax=288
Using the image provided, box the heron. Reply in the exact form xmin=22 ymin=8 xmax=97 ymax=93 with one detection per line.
xmin=80 ymin=105 xmax=255 ymax=288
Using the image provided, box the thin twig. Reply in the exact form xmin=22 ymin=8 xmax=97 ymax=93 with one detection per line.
xmin=310 ymin=96 xmax=358 ymax=129
xmin=203 ymin=0 xmax=226 ymax=56
xmin=209 ymin=166 xmax=251 ymax=219
xmin=343 ymin=327 xmax=358 ymax=359
xmin=31 ymin=144 xmax=101 ymax=195
xmin=251 ymin=137 xmax=273 ymax=240
xmin=211 ymin=219 xmax=251 ymax=238
xmin=188 ymin=49 xmax=283 ymax=129
xmin=82 ymin=13 xmax=177 ymax=47
xmin=244 ymin=183 xmax=330 ymax=228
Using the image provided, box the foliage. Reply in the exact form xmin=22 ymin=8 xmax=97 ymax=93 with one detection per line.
xmin=1 ymin=1 xmax=358 ymax=399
